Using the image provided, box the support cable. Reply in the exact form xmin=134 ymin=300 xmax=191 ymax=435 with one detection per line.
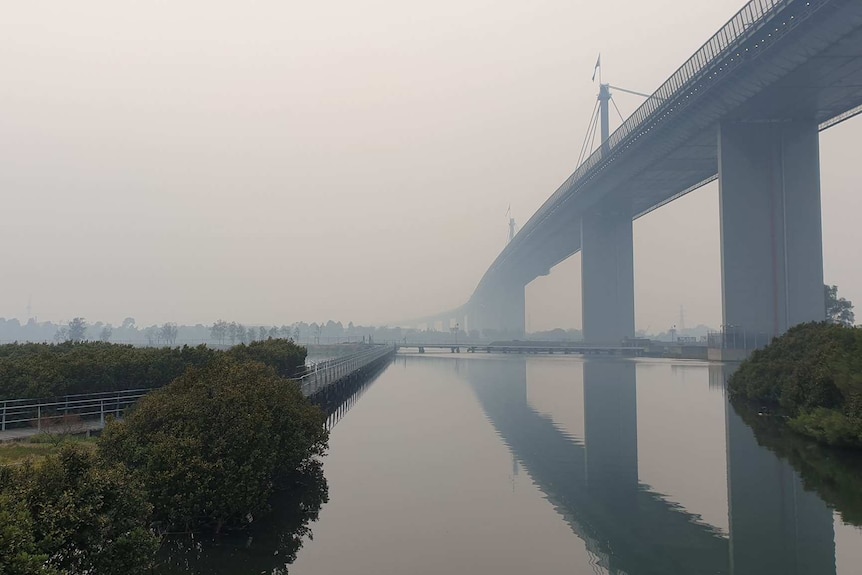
xmin=588 ymin=108 xmax=601 ymax=158
xmin=577 ymin=100 xmax=601 ymax=167
xmin=585 ymin=105 xmax=600 ymax=161
xmin=610 ymin=95 xmax=627 ymax=124
xmin=579 ymin=103 xmax=600 ymax=167
xmin=578 ymin=102 xmax=599 ymax=165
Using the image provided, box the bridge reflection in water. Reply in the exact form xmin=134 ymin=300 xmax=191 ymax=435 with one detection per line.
xmin=460 ymin=357 xmax=835 ymax=575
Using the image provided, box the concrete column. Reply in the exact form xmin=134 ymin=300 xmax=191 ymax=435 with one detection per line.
xmin=726 ymin=403 xmax=835 ymax=574
xmin=581 ymin=203 xmax=635 ymax=344
xmin=498 ymin=282 xmax=526 ymax=339
xmin=718 ymin=121 xmax=825 ymax=339
xmin=472 ymin=284 xmax=525 ymax=339
xmin=583 ymin=360 xmax=638 ymax=513
xmin=469 ymin=298 xmax=492 ymax=337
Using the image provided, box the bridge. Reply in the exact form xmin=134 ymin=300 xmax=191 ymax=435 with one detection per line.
xmin=0 ymin=345 xmax=394 ymax=442
xmin=409 ymin=0 xmax=862 ymax=344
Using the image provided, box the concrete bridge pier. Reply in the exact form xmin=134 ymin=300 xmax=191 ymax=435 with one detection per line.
xmin=718 ymin=121 xmax=825 ymax=339
xmin=581 ymin=203 xmax=635 ymax=344
xmin=469 ymin=282 xmax=525 ymax=339
xmin=497 ymin=282 xmax=526 ymax=339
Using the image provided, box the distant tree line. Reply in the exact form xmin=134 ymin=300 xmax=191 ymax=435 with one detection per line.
xmin=0 ymin=316 xmax=471 ymax=347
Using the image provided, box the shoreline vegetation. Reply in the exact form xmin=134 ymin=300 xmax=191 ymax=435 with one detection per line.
xmin=0 ymin=339 xmax=329 ymax=575
xmin=729 ymin=322 xmax=862 ymax=448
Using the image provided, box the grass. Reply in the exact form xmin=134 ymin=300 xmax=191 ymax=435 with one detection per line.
xmin=0 ymin=435 xmax=97 ymax=465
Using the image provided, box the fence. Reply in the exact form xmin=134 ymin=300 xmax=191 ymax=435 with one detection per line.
xmin=1 ymin=388 xmax=150 ymax=433
xmin=707 ymin=329 xmax=776 ymax=351
xmin=296 ymin=345 xmax=394 ymax=397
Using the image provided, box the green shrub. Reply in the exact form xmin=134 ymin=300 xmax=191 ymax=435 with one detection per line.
xmin=1 ymin=445 xmax=158 ymax=575
xmin=729 ymin=322 xmax=862 ymax=447
xmin=0 ymin=492 xmax=51 ymax=575
xmin=788 ymin=408 xmax=862 ymax=447
xmin=99 ymin=357 xmax=327 ymax=533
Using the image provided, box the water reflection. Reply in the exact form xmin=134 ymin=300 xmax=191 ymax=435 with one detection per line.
xmin=731 ymin=400 xmax=862 ymax=528
xmin=153 ymin=464 xmax=328 ymax=575
xmin=726 ymin=397 xmax=835 ymax=574
xmin=461 ymin=357 xmax=839 ymax=575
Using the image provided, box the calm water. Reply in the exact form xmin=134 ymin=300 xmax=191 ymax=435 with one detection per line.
xmin=165 ymin=353 xmax=862 ymax=574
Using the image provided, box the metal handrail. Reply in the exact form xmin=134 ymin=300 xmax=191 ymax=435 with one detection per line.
xmin=0 ymin=388 xmax=154 ymax=408
xmin=1 ymin=389 xmax=149 ymax=432
xmin=295 ymin=345 xmax=393 ymax=397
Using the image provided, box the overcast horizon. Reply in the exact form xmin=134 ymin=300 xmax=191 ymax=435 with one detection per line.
xmin=2 ymin=0 xmax=861 ymax=332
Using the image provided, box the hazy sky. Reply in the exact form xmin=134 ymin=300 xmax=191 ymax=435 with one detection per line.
xmin=2 ymin=0 xmax=860 ymax=331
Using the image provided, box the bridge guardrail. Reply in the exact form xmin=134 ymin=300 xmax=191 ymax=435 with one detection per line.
xmin=1 ymin=388 xmax=151 ymax=433
xmin=296 ymin=345 xmax=393 ymax=396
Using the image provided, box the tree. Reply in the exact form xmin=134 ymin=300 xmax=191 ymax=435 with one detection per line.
xmin=53 ymin=326 xmax=68 ymax=343
xmin=67 ymin=317 xmax=87 ymax=342
xmin=144 ymin=326 xmax=160 ymax=346
xmin=121 ymin=317 xmax=136 ymax=330
xmin=0 ymin=491 xmax=51 ymax=575
xmin=100 ymin=325 xmax=113 ymax=342
xmin=236 ymin=323 xmax=248 ymax=344
xmin=228 ymin=338 xmax=307 ymax=379
xmin=160 ymin=323 xmax=178 ymax=346
xmin=7 ymin=445 xmax=158 ymax=574
xmin=826 ymin=284 xmax=855 ymax=327
xmin=99 ymin=357 xmax=328 ymax=534
xmin=211 ymin=320 xmax=228 ymax=345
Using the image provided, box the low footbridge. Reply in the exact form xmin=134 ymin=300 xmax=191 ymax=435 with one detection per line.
xmin=0 ymin=345 xmax=394 ymax=442
xmin=396 ymin=341 xmax=644 ymax=355
xmin=411 ymin=0 xmax=862 ymax=344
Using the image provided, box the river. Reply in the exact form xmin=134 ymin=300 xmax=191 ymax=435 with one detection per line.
xmin=163 ymin=353 xmax=862 ymax=574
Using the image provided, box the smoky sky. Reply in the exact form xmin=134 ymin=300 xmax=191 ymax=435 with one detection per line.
xmin=2 ymin=0 xmax=860 ymax=331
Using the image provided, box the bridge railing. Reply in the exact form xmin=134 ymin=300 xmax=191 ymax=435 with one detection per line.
xmin=1 ymin=388 xmax=151 ymax=433
xmin=295 ymin=345 xmax=393 ymax=397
